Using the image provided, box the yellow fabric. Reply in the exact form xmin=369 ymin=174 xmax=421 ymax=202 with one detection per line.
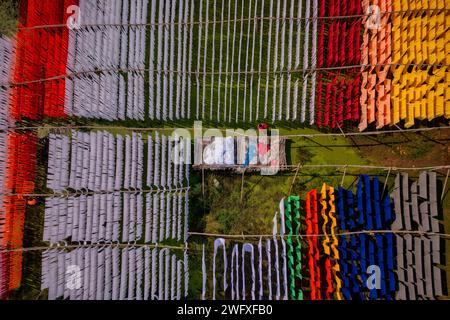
xmin=320 ymin=184 xmax=342 ymax=300
xmin=391 ymin=5 xmax=448 ymax=127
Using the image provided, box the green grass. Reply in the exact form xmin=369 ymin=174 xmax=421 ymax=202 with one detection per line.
xmin=0 ymin=0 xmax=19 ymax=37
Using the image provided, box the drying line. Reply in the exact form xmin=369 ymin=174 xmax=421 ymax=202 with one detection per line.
xmin=194 ymin=164 xmax=450 ymax=171
xmin=16 ymin=8 xmax=450 ymax=31
xmin=240 ymin=126 xmax=450 ymax=138
xmin=188 ymin=230 xmax=450 ymax=240
xmin=2 ymin=124 xmax=449 ymax=138
xmin=0 ymin=187 xmax=191 ymax=198
xmin=3 ymin=63 xmax=447 ymax=86
xmin=1 ymin=125 xmax=182 ymax=132
xmin=0 ymin=243 xmax=186 ymax=253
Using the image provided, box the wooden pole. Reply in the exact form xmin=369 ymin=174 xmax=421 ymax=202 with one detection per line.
xmin=240 ymin=168 xmax=246 ymax=203
xmin=288 ymin=162 xmax=302 ymax=196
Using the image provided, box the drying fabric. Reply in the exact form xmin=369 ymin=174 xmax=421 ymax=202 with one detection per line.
xmin=212 ymin=238 xmax=228 ymax=300
xmin=231 ymin=244 xmax=240 ymax=300
xmin=202 ymin=243 xmax=206 ymax=300
xmin=241 ymin=243 xmax=255 ymax=300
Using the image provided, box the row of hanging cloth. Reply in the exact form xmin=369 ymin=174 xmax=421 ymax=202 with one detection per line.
xmin=204 ymin=172 xmax=445 ymax=300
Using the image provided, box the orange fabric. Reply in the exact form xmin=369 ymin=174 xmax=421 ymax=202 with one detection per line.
xmin=1 ymin=132 xmax=37 ymax=298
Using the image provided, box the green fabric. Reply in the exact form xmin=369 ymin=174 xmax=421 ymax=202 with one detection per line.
xmin=285 ymin=196 xmax=303 ymax=300
xmin=284 ymin=197 xmax=296 ymax=300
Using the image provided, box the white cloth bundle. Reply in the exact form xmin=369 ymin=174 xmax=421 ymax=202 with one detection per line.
xmin=151 ymin=248 xmax=158 ymax=300
xmin=153 ymin=132 xmax=161 ymax=187
xmin=144 ymin=246 xmax=151 ymax=300
xmin=161 ymin=135 xmax=167 ymax=188
xmin=272 ymin=213 xmax=280 ymax=300
xmin=177 ymin=259 xmax=183 ymax=300
xmin=122 ymin=193 xmax=130 ymax=242
xmin=167 ymin=137 xmax=173 ymax=188
xmin=115 ymin=135 xmax=124 ymax=190
xmin=136 ymin=247 xmax=144 ymax=300
xmin=112 ymin=246 xmax=120 ymax=300
xmin=177 ymin=193 xmax=183 ymax=241
xmin=101 ymin=132 xmax=110 ymax=191
xmin=159 ymin=192 xmax=166 ymax=242
xmin=136 ymin=193 xmax=144 ymax=241
xmin=172 ymin=193 xmax=178 ymax=240
xmin=95 ymin=247 xmax=105 ymax=300
xmin=119 ymin=247 xmax=129 ymax=300
xmin=158 ymin=248 xmax=166 ymax=300
xmin=212 ymin=238 xmax=228 ymax=300
xmin=266 ymin=239 xmax=272 ymax=300
xmin=147 ymin=136 xmax=154 ymax=187
xmin=129 ymin=193 xmax=136 ymax=241
xmin=145 ymin=193 xmax=153 ymax=243
xmin=258 ymin=238 xmax=263 ymax=300
xmin=231 ymin=244 xmax=240 ymax=300
xmin=113 ymin=192 xmax=121 ymax=241
xmin=168 ymin=0 xmax=177 ymax=121
xmin=128 ymin=247 xmax=136 ymax=300
xmin=0 ymin=36 xmax=13 ymax=129
xmin=124 ymin=134 xmax=132 ymax=189
xmin=171 ymin=254 xmax=176 ymax=300
xmin=148 ymin=0 xmax=156 ymax=120
xmin=104 ymin=246 xmax=112 ymax=300
xmin=165 ymin=193 xmax=172 ymax=240
xmin=241 ymin=243 xmax=255 ymax=300
xmin=202 ymin=243 xmax=206 ymax=300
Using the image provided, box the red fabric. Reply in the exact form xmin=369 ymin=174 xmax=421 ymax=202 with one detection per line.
xmin=352 ymin=76 xmax=360 ymax=121
xmin=339 ymin=22 xmax=347 ymax=66
xmin=0 ymin=132 xmax=37 ymax=299
xmin=331 ymin=79 xmax=337 ymax=129
xmin=316 ymin=77 xmax=323 ymax=128
xmin=347 ymin=22 xmax=355 ymax=64
xmin=318 ymin=24 xmax=324 ymax=68
xmin=345 ymin=79 xmax=353 ymax=120
xmin=10 ymin=0 xmax=79 ymax=120
xmin=316 ymin=0 xmax=361 ymax=129
xmin=354 ymin=23 xmax=361 ymax=63
xmin=337 ymin=78 xmax=345 ymax=127
xmin=324 ymin=81 xmax=332 ymax=128
xmin=306 ymin=190 xmax=321 ymax=300
xmin=324 ymin=258 xmax=333 ymax=300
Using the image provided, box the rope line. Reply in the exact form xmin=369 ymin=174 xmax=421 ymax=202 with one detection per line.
xmin=0 ymin=187 xmax=191 ymax=197
xmin=195 ymin=164 xmax=450 ymax=171
xmin=2 ymin=124 xmax=449 ymax=138
xmin=188 ymin=230 xmax=450 ymax=239
xmin=0 ymin=243 xmax=186 ymax=253
xmin=15 ymin=9 xmax=450 ymax=31
xmin=2 ymin=63 xmax=447 ymax=86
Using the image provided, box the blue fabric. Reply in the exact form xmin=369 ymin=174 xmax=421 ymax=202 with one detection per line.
xmin=368 ymin=239 xmax=377 ymax=299
xmin=357 ymin=179 xmax=364 ymax=227
xmin=373 ymin=177 xmax=383 ymax=230
xmin=337 ymin=187 xmax=346 ymax=231
xmin=346 ymin=189 xmax=356 ymax=230
xmin=382 ymin=195 xmax=392 ymax=227
xmin=349 ymin=235 xmax=362 ymax=299
xmin=243 ymin=140 xmax=257 ymax=167
xmin=376 ymin=235 xmax=387 ymax=298
xmin=335 ymin=175 xmax=397 ymax=300
xmin=386 ymin=233 xmax=396 ymax=298
xmin=363 ymin=175 xmax=373 ymax=230
xmin=338 ymin=236 xmax=351 ymax=300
